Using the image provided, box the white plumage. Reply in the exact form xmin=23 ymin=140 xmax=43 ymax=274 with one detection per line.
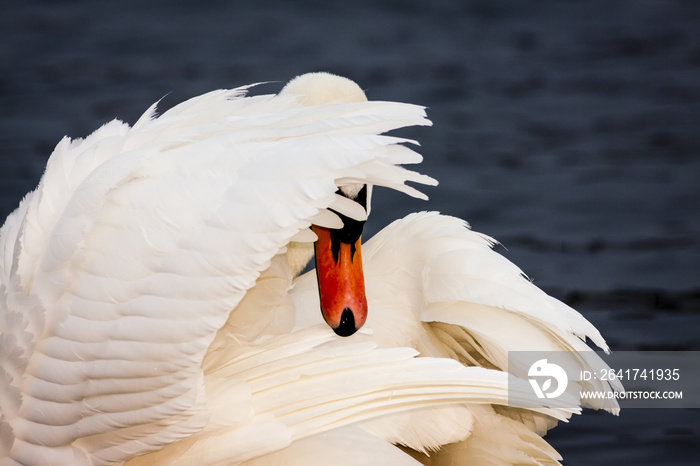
xmin=0 ymin=72 xmax=619 ymax=465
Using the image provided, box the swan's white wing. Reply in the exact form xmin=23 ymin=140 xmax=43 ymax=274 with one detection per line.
xmin=0 ymin=87 xmax=434 ymax=464
xmin=365 ymin=213 xmax=620 ymax=403
xmin=125 ymin=325 xmax=574 ymax=465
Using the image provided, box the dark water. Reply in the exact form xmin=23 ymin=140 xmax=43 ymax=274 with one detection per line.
xmin=2 ymin=0 xmax=699 ymax=463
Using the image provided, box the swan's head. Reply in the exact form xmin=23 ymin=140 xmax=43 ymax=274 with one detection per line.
xmin=281 ymin=72 xmax=371 ymax=337
xmin=279 ymin=71 xmax=368 ymax=105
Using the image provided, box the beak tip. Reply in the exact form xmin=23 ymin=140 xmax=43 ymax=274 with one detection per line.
xmin=332 ymin=307 xmax=358 ymax=337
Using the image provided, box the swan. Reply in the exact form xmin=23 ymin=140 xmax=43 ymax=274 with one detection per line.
xmin=0 ymin=72 xmax=621 ymax=465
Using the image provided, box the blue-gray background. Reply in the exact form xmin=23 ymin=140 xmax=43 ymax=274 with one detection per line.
xmin=2 ymin=0 xmax=698 ymax=464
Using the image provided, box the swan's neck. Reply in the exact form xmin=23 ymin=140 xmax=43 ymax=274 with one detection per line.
xmin=286 ymin=241 xmax=314 ymax=278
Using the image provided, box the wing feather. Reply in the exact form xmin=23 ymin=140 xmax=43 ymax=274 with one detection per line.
xmin=128 ymin=326 xmax=574 ymax=465
xmin=358 ymin=213 xmax=621 ymax=408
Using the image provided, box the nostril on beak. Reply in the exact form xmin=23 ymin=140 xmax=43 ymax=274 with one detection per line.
xmin=333 ymin=308 xmax=357 ymax=337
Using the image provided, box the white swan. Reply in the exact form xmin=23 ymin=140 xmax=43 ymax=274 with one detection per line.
xmin=0 ymin=72 xmax=621 ymax=465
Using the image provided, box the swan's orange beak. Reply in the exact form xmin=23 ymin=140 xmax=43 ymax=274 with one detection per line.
xmin=312 ymin=220 xmax=367 ymax=337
